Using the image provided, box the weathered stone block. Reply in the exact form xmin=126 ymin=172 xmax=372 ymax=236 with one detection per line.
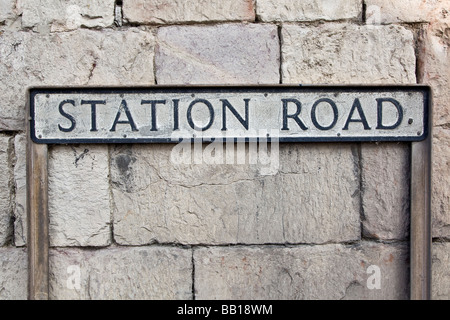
xmin=155 ymin=24 xmax=279 ymax=84
xmin=432 ymin=242 xmax=450 ymax=299
xmin=419 ymin=10 xmax=450 ymax=126
xmin=257 ymin=0 xmax=361 ymax=22
xmin=49 ymin=246 xmax=192 ymax=299
xmin=365 ymin=0 xmax=447 ymax=24
xmin=0 ymin=28 xmax=155 ymax=131
xmin=194 ymin=242 xmax=408 ymax=299
xmin=432 ymin=127 xmax=450 ymax=238
xmin=0 ymin=0 xmax=18 ymax=25
xmin=13 ymin=134 xmax=27 ymax=246
xmin=48 ymin=145 xmax=110 ymax=247
xmin=281 ymin=24 xmax=416 ymax=84
xmin=361 ymin=143 xmax=410 ymax=240
xmin=123 ymin=0 xmax=255 ymax=24
xmin=0 ymin=135 xmax=12 ymax=246
xmin=0 ymin=29 xmax=27 ymax=131
xmin=343 ymin=242 xmax=409 ymax=300
xmin=0 ymin=247 xmax=27 ymax=299
xmin=278 ymin=143 xmax=361 ymax=243
xmin=111 ymin=143 xmax=360 ymax=245
xmin=18 ymin=0 xmax=115 ymax=32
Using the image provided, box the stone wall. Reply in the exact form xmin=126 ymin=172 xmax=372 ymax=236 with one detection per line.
xmin=0 ymin=0 xmax=448 ymax=300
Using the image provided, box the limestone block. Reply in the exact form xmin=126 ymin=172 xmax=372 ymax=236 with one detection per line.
xmin=342 ymin=242 xmax=409 ymax=300
xmin=48 ymin=145 xmax=110 ymax=247
xmin=18 ymin=0 xmax=115 ymax=32
xmin=155 ymin=24 xmax=279 ymax=84
xmin=432 ymin=127 xmax=450 ymax=238
xmin=365 ymin=0 xmax=448 ymax=24
xmin=194 ymin=242 xmax=409 ymax=299
xmin=419 ymin=7 xmax=450 ymax=239
xmin=419 ymin=9 xmax=450 ymax=126
xmin=123 ymin=0 xmax=255 ymax=24
xmin=281 ymin=24 xmax=416 ymax=84
xmin=278 ymin=143 xmax=361 ymax=244
xmin=49 ymin=246 xmax=192 ymax=299
xmin=432 ymin=242 xmax=450 ymax=299
xmin=110 ymin=143 xmax=360 ymax=245
xmin=361 ymin=143 xmax=410 ymax=240
xmin=13 ymin=134 xmax=26 ymax=246
xmin=0 ymin=247 xmax=27 ymax=300
xmin=257 ymin=0 xmax=361 ymax=22
xmin=0 ymin=28 xmax=155 ymax=131
xmin=0 ymin=0 xmax=18 ymax=25
xmin=0 ymin=135 xmax=12 ymax=246
xmin=0 ymin=30 xmax=26 ymax=131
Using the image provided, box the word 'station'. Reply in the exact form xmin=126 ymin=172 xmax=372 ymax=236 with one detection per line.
xmin=29 ymin=86 xmax=429 ymax=143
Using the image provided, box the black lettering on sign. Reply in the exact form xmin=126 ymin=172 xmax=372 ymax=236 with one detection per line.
xmin=81 ymin=100 xmax=106 ymax=132
xmin=221 ymin=99 xmax=250 ymax=131
xmin=281 ymin=99 xmax=308 ymax=131
xmin=343 ymin=98 xmax=371 ymax=130
xmin=311 ymin=98 xmax=338 ymax=131
xmin=58 ymin=99 xmax=76 ymax=132
xmin=141 ymin=100 xmax=166 ymax=131
xmin=376 ymin=98 xmax=404 ymax=129
xmin=172 ymin=99 xmax=180 ymax=131
xmin=187 ymin=99 xmax=214 ymax=131
xmin=110 ymin=100 xmax=138 ymax=132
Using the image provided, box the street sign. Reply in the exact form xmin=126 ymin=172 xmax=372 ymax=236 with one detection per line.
xmin=29 ymin=86 xmax=430 ymax=143
xmin=26 ymin=84 xmax=433 ymax=300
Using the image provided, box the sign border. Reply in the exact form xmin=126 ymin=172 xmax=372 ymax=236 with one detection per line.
xmin=26 ymin=85 xmax=432 ymax=300
xmin=29 ymin=85 xmax=430 ymax=144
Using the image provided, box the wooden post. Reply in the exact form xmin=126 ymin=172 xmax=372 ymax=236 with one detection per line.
xmin=410 ymin=112 xmax=432 ymax=299
xmin=27 ymin=140 xmax=49 ymax=300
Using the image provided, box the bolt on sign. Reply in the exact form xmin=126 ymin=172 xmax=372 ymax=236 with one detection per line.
xmin=26 ymin=85 xmax=432 ymax=301
xmin=29 ymin=86 xmax=429 ymax=143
